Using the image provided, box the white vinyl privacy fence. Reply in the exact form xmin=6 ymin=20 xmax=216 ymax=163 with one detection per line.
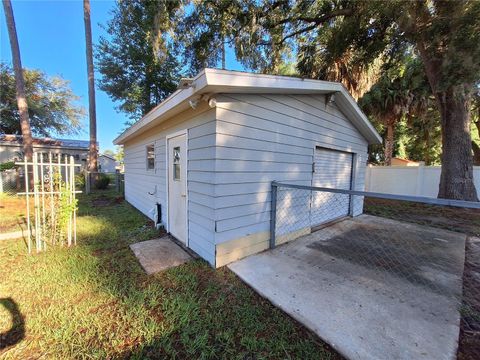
xmin=365 ymin=164 xmax=480 ymax=197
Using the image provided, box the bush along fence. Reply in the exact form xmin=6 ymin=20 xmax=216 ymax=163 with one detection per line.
xmin=270 ymin=181 xmax=480 ymax=356
xmin=83 ymin=171 xmax=124 ymax=194
xmin=15 ymin=152 xmax=81 ymax=253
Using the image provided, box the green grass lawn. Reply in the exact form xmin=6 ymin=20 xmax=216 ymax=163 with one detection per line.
xmin=0 ymin=194 xmax=27 ymax=233
xmin=0 ymin=191 xmax=339 ymax=359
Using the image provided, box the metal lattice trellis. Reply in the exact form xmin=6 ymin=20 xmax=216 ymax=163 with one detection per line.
xmin=15 ymin=152 xmax=82 ymax=253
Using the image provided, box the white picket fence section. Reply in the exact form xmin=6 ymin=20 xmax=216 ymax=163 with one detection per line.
xmin=365 ymin=164 xmax=480 ymax=198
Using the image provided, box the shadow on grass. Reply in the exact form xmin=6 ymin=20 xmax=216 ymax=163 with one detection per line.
xmin=0 ymin=298 xmax=25 ymax=350
xmin=63 ymin=192 xmax=339 ymax=359
xmin=0 ymin=190 xmax=338 ymax=358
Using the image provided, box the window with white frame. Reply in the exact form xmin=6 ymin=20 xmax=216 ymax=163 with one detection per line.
xmin=146 ymin=144 xmax=155 ymax=170
xmin=173 ymin=146 xmax=180 ymax=181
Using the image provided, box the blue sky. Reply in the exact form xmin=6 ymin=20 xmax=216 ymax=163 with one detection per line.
xmin=0 ymin=0 xmax=244 ymax=152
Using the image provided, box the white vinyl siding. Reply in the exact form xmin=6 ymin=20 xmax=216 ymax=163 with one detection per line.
xmin=123 ymin=107 xmax=217 ymax=265
xmin=123 ymin=92 xmax=370 ymax=267
xmin=212 ymin=93 xmax=369 ymax=247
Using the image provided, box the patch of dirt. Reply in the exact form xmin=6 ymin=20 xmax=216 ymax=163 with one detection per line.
xmin=364 ymin=198 xmax=480 ymax=236
xmin=113 ymin=196 xmax=124 ymax=204
xmin=458 ymin=237 xmax=480 ymax=360
xmin=91 ymin=196 xmax=112 ymax=207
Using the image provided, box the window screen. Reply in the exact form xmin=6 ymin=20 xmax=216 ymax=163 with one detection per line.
xmin=146 ymin=145 xmax=155 ymax=170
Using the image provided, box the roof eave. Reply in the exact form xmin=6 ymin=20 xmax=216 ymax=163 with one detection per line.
xmin=114 ymin=69 xmax=382 ymax=145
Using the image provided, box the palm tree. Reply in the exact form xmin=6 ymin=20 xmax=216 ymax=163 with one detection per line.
xmin=360 ymin=59 xmax=434 ymax=166
xmin=321 ymin=50 xmax=383 ymax=101
xmin=360 ymin=77 xmax=411 ymax=165
xmin=83 ymin=0 xmax=98 ymax=172
xmin=2 ymin=0 xmax=33 ymax=161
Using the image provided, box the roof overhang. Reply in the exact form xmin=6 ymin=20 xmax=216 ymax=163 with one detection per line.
xmin=114 ymin=68 xmax=382 ymax=145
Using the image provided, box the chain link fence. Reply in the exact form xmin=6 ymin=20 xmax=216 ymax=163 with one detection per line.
xmin=84 ymin=171 xmax=124 ymax=195
xmin=0 ymin=168 xmax=26 ymax=236
xmin=0 ymin=168 xmax=23 ymax=196
xmin=271 ymin=182 xmax=480 ymax=358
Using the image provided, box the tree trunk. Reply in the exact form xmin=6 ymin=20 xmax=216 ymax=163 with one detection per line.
xmin=221 ymin=35 xmax=226 ymax=70
xmin=415 ymin=37 xmax=478 ymax=200
xmin=143 ymin=69 xmax=152 ymax=115
xmin=384 ymin=121 xmax=395 ymax=166
xmin=83 ymin=0 xmax=98 ymax=172
xmin=2 ymin=0 xmax=33 ymax=162
xmin=437 ymin=85 xmax=478 ymax=201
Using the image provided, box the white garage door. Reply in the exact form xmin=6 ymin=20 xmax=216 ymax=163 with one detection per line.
xmin=311 ymin=147 xmax=353 ymax=226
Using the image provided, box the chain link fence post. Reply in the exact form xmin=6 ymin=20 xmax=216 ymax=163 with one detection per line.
xmin=270 ymin=181 xmax=278 ymax=249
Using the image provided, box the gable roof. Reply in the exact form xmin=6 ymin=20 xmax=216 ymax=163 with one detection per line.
xmin=99 ymin=153 xmax=116 ymax=161
xmin=114 ymin=69 xmax=382 ymax=145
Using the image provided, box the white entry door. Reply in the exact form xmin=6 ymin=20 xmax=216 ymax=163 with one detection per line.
xmin=311 ymin=147 xmax=353 ymax=226
xmin=167 ymin=133 xmax=187 ymax=243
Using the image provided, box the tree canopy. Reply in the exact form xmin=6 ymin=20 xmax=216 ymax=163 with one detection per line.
xmin=96 ymin=0 xmax=182 ymax=120
xmin=96 ymin=0 xmax=479 ymax=200
xmin=165 ymin=0 xmax=480 ymax=200
xmin=0 ymin=63 xmax=84 ymax=137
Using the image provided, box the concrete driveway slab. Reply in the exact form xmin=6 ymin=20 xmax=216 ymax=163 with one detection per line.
xmin=228 ymin=215 xmax=466 ymax=360
xmin=130 ymin=236 xmax=191 ymax=274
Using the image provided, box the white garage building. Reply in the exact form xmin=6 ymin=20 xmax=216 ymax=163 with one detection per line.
xmin=114 ymin=69 xmax=381 ymax=267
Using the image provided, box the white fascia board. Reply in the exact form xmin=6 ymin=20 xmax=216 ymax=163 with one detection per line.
xmin=203 ymin=68 xmax=340 ymax=93
xmin=114 ymin=68 xmax=382 ymax=145
xmin=113 ymin=70 xmax=209 ymax=145
xmin=335 ymin=86 xmax=383 ymax=144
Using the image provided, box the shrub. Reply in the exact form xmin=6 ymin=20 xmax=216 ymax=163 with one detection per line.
xmin=94 ymin=174 xmax=110 ymax=190
xmin=75 ymin=173 xmax=85 ymax=190
xmin=0 ymin=161 xmax=16 ymax=172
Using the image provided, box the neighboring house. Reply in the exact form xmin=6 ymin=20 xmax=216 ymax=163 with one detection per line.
xmin=98 ymin=154 xmax=118 ymax=173
xmin=114 ymin=69 xmax=382 ymax=268
xmin=391 ymin=157 xmax=420 ymax=166
xmin=0 ymin=134 xmax=89 ymax=171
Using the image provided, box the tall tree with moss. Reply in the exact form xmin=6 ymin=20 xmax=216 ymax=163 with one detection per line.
xmin=2 ymin=0 xmax=33 ymax=161
xmin=96 ymin=0 xmax=181 ymax=120
xmin=172 ymin=0 xmax=480 ymax=200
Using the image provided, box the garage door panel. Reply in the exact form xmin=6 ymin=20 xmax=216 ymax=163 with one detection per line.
xmin=311 ymin=148 xmax=352 ymax=226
